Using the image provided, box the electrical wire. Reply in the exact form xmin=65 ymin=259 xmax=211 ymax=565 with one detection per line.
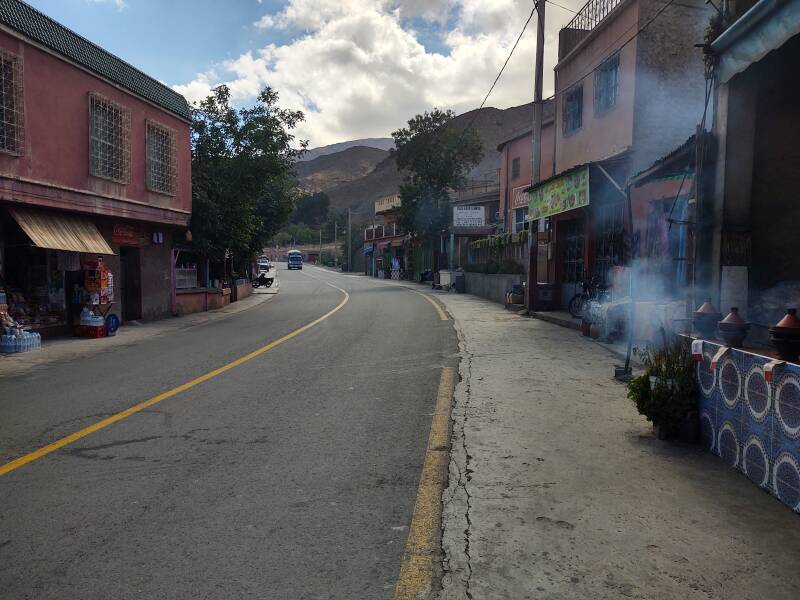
xmin=546 ymin=0 xmax=579 ymax=14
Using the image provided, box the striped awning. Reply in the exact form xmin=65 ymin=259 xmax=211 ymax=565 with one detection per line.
xmin=10 ymin=208 xmax=114 ymax=255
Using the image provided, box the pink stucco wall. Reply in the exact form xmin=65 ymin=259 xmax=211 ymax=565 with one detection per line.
xmin=498 ymin=121 xmax=555 ymax=231
xmin=554 ymin=0 xmax=639 ymax=172
xmin=0 ymin=30 xmax=191 ymax=226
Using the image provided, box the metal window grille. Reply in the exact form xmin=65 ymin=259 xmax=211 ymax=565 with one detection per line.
xmin=511 ymin=157 xmax=521 ymax=180
xmin=89 ymin=93 xmax=130 ymax=183
xmin=175 ymin=267 xmax=198 ymax=290
xmin=562 ymin=84 xmax=583 ymax=135
xmin=560 ymin=219 xmax=585 ymax=283
xmin=147 ymin=121 xmax=177 ymax=195
xmin=0 ymin=50 xmax=24 ymax=155
xmin=594 ymin=201 xmax=625 ymax=283
xmin=594 ymin=54 xmax=620 ymax=115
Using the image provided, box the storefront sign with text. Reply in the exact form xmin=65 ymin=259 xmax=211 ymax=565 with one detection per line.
xmin=112 ymin=223 xmax=142 ymax=245
xmin=527 ymin=166 xmax=590 ymax=220
xmin=453 ymin=206 xmax=485 ymax=227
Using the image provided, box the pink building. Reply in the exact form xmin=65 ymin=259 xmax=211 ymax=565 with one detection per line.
xmin=0 ymin=0 xmax=191 ymax=334
xmin=498 ymin=99 xmax=555 ymax=234
xmin=526 ymin=0 xmax=710 ymax=309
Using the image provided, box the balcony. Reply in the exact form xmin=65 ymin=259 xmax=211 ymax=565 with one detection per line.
xmin=365 ymin=222 xmax=405 ymax=241
xmin=450 ymin=171 xmax=500 ymax=204
xmin=559 ymin=0 xmax=625 ymax=60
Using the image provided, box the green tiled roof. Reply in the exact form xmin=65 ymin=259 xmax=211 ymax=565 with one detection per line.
xmin=0 ymin=0 xmax=191 ymax=121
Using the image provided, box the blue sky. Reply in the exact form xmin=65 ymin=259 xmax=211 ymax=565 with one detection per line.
xmin=24 ymin=0 xmax=574 ymax=147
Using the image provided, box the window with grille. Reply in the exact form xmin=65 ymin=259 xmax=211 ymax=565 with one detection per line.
xmin=89 ymin=93 xmax=130 ymax=183
xmin=594 ymin=53 xmax=619 ymax=115
xmin=594 ymin=201 xmax=625 ymax=284
xmin=560 ymin=219 xmax=585 ymax=283
xmin=147 ymin=121 xmax=177 ymax=195
xmin=514 ymin=207 xmax=529 ymax=233
xmin=511 ymin=157 xmax=521 ymax=180
xmin=0 ymin=50 xmax=24 ymax=155
xmin=562 ymin=84 xmax=583 ymax=135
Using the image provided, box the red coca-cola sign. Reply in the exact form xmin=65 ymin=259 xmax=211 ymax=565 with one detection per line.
xmin=112 ymin=223 xmax=141 ymax=245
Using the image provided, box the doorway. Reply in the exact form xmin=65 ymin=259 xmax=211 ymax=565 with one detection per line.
xmin=119 ymin=246 xmax=142 ymax=321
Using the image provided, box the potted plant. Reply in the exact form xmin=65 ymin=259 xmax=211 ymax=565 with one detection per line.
xmin=627 ymin=337 xmax=699 ymax=441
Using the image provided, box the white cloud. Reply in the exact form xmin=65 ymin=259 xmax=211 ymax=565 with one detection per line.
xmin=175 ymin=0 xmax=578 ymax=147
xmin=87 ymin=0 xmax=127 ymax=9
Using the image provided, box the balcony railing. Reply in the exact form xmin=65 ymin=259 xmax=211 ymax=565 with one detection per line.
xmin=564 ymin=0 xmax=624 ymax=32
xmin=451 ymin=171 xmax=500 ymax=204
xmin=365 ymin=223 xmax=405 ymax=241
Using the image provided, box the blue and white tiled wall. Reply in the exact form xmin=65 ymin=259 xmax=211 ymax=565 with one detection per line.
xmin=696 ymin=341 xmax=800 ymax=513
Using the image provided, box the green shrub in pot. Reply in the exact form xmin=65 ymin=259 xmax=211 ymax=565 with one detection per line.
xmin=627 ymin=337 xmax=698 ymax=439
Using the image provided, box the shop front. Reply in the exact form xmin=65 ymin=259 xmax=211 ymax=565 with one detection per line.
xmin=527 ymin=162 xmax=628 ymax=311
xmin=0 ymin=205 xmax=116 ymax=339
xmin=0 ymin=204 xmax=181 ymax=343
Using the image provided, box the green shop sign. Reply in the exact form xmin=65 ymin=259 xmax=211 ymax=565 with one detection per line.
xmin=527 ymin=166 xmax=590 ymax=220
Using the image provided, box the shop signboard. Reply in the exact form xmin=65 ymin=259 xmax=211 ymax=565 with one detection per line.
xmin=527 ymin=166 xmax=590 ymax=220
xmin=511 ymin=185 xmax=532 ymax=210
xmin=453 ymin=206 xmax=485 ymax=227
xmin=112 ymin=223 xmax=142 ymax=246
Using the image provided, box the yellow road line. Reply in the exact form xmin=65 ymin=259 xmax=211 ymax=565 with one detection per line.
xmin=0 ymin=282 xmax=350 ymax=479
xmin=395 ymin=367 xmax=456 ymax=600
xmin=308 ymin=266 xmax=449 ymax=321
xmin=405 ymin=289 xmax=449 ymax=321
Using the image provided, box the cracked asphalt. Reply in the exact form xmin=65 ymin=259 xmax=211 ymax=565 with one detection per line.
xmin=0 ymin=266 xmax=457 ymax=599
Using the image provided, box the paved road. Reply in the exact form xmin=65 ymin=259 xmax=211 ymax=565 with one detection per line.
xmin=0 ymin=267 xmax=457 ymax=599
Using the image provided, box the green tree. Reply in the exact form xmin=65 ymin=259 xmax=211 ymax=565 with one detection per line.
xmin=191 ymin=85 xmax=306 ymax=262
xmin=392 ymin=109 xmax=483 ymax=239
xmin=291 ymin=191 xmax=330 ymax=228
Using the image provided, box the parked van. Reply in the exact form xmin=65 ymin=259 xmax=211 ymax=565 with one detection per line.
xmin=287 ymin=250 xmax=303 ymax=270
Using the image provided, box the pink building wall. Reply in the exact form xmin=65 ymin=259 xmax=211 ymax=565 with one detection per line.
xmin=554 ymin=0 xmax=639 ymax=173
xmin=499 ymin=120 xmax=555 ymax=231
xmin=0 ymin=30 xmax=191 ymax=226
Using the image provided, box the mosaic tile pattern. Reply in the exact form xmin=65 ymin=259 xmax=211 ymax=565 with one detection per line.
xmin=696 ymin=341 xmax=800 ymax=512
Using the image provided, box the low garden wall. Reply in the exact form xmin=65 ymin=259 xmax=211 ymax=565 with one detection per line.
xmin=463 ymin=272 xmax=524 ymax=305
xmin=695 ymin=340 xmax=800 ymax=512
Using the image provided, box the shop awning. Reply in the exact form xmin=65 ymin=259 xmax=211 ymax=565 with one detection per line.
xmin=712 ymin=0 xmax=800 ymax=83
xmin=10 ymin=208 xmax=114 ymax=255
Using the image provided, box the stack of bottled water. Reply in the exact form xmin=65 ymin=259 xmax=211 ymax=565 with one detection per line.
xmin=0 ymin=329 xmax=42 ymax=353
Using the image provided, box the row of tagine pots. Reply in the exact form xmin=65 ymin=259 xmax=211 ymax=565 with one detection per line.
xmin=693 ymin=299 xmax=800 ymax=362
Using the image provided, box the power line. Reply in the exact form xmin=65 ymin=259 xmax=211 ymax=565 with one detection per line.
xmin=461 ymin=1 xmax=539 ymax=133
xmin=546 ymin=0 xmax=579 ymax=14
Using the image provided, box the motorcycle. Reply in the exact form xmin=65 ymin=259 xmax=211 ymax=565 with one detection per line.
xmin=252 ymin=268 xmax=274 ymax=288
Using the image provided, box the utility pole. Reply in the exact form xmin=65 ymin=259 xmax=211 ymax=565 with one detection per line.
xmin=334 ymin=219 xmax=338 ymax=268
xmin=528 ymin=0 xmax=546 ymax=312
xmin=319 ymin=226 xmax=322 ymax=265
xmin=347 ymin=208 xmax=352 ymax=272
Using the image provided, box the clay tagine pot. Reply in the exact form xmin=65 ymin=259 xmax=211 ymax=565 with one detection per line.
xmin=694 ymin=298 xmax=721 ymax=339
xmin=769 ymin=308 xmax=800 ymax=362
xmin=717 ymin=307 xmax=749 ymax=347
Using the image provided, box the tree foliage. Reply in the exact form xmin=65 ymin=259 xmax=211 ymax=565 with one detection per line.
xmin=391 ymin=109 xmax=483 ymax=239
xmin=190 ymin=85 xmax=306 ymax=261
xmin=291 ymin=191 xmax=330 ymax=228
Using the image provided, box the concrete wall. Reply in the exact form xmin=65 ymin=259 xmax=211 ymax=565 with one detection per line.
xmin=464 ymin=272 xmax=524 ymax=305
xmin=631 ymin=0 xmax=712 ymax=174
xmin=0 ymin=29 xmax=191 ymax=226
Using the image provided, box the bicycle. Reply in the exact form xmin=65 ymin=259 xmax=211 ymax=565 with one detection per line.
xmin=568 ymin=274 xmax=610 ymax=318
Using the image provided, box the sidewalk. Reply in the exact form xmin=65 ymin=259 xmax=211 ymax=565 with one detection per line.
xmin=0 ymin=282 xmax=279 ymax=379
xmin=434 ymin=292 xmax=800 ymax=599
